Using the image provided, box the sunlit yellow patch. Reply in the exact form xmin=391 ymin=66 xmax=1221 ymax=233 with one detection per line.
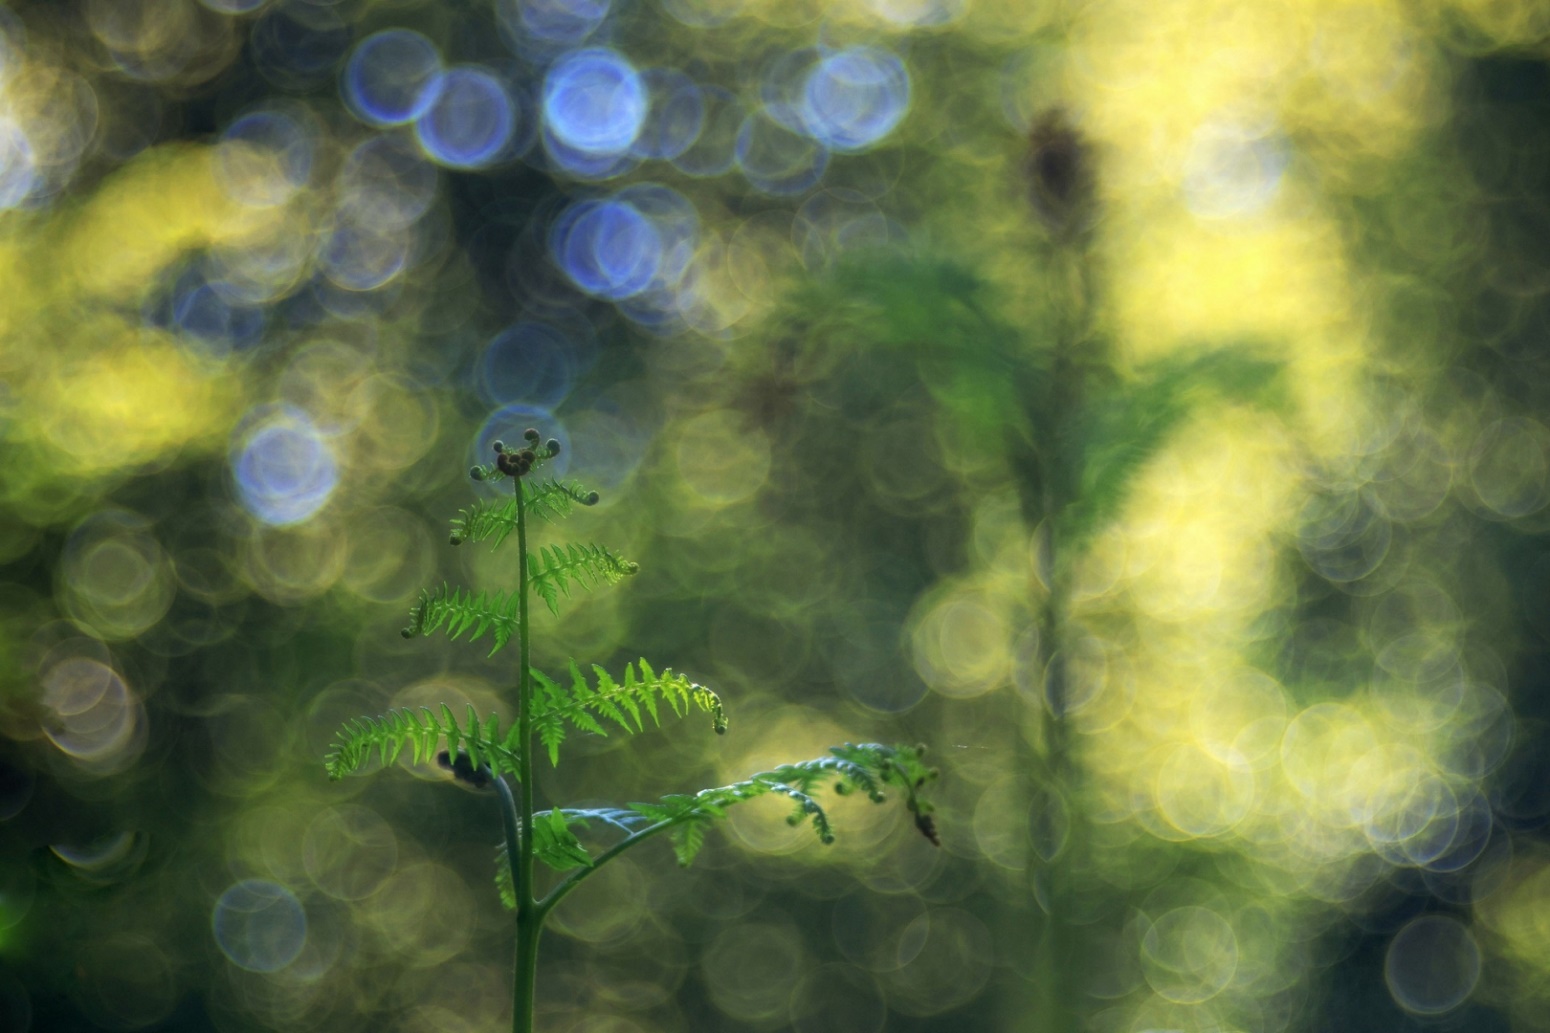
xmin=36 ymin=329 xmax=236 ymax=472
xmin=909 ymin=580 xmax=1023 ymax=699
xmin=54 ymin=144 xmax=282 ymax=302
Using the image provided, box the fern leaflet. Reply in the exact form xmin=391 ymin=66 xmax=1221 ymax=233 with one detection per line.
xmin=402 ymin=582 xmax=520 ymax=655
xmin=449 ymin=479 xmax=600 ymax=548
xmin=325 ymin=703 xmax=521 ymax=780
xmin=527 ymin=543 xmax=639 ymax=616
xmin=529 ymin=659 xmax=728 ymax=765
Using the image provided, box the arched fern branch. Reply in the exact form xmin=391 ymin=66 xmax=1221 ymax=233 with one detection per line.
xmin=528 ymin=743 xmax=939 ymax=918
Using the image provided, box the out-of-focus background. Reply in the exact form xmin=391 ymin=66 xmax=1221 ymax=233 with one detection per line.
xmin=3 ymin=0 xmax=1550 ymax=1030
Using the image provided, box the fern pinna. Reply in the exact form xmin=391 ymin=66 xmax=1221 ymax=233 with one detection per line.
xmin=324 ymin=429 xmax=938 ymax=1033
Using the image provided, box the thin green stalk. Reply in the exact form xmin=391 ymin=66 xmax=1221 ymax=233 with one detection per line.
xmin=513 ymin=475 xmax=538 ymax=1033
xmin=512 ymin=901 xmax=541 ymax=1033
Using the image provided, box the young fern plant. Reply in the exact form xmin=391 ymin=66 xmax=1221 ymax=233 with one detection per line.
xmin=325 ymin=430 xmax=939 ymax=1033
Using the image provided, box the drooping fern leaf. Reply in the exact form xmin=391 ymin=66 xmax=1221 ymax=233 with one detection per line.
xmin=401 ymin=582 xmax=519 ymax=655
xmin=628 ymin=743 xmax=938 ymax=867
xmin=527 ymin=543 xmax=639 ymax=616
xmin=526 ymin=479 xmax=602 ymax=523
xmin=533 ymin=807 xmax=594 ymax=870
xmin=325 ymin=703 xmax=521 ymax=780
xmin=449 ymin=479 xmax=601 ymax=548
xmin=1058 ymin=348 xmax=1283 ymax=548
xmin=529 ymin=659 xmax=728 ymax=765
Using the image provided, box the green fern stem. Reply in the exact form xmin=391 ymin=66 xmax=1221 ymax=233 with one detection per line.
xmin=513 ymin=472 xmax=538 ymax=1033
xmin=494 ymin=774 xmax=521 ymax=905
xmin=1034 ymin=249 xmax=1089 ymax=1033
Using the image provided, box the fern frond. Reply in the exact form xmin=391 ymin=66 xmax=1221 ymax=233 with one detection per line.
xmin=324 ymin=703 xmax=522 ymax=781
xmin=449 ymin=496 xmax=519 ymax=549
xmin=526 ymin=478 xmax=601 ymax=523
xmin=529 ymin=659 xmax=727 ymax=766
xmin=402 ymin=582 xmax=520 ymax=656
xmin=1059 ymin=349 xmax=1282 ymax=548
xmin=449 ymin=480 xmax=601 ymax=548
xmin=527 ymin=543 xmax=639 ymax=616
xmin=627 ymin=743 xmax=938 ymax=866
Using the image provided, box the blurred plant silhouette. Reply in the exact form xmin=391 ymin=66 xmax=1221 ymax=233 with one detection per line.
xmin=765 ymin=113 xmax=1285 ymax=1027
xmin=325 ymin=431 xmax=938 ymax=1033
